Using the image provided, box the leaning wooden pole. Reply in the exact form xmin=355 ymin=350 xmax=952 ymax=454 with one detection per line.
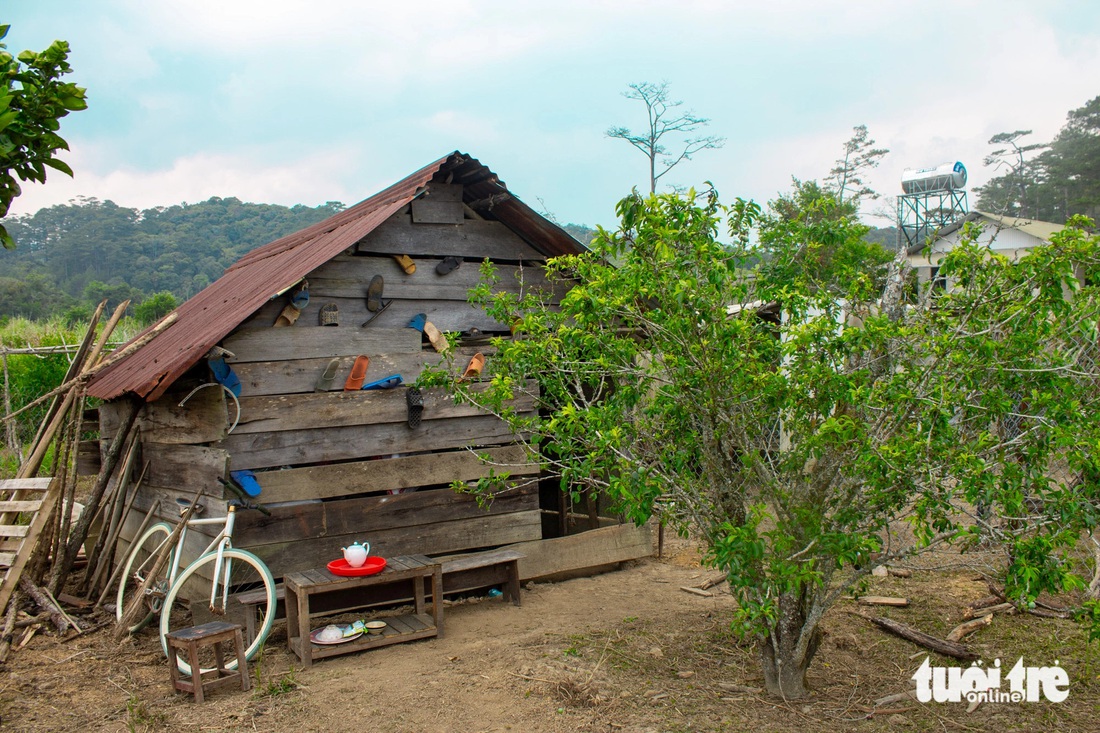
xmin=25 ymin=301 xmax=106 ymax=454
xmin=49 ymin=398 xmax=140 ymax=596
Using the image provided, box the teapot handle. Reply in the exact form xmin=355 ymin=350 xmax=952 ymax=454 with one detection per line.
xmin=363 ymin=542 xmax=371 ymax=557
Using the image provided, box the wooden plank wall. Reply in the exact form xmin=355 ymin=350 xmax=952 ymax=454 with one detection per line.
xmin=114 ymin=188 xmax=561 ymax=584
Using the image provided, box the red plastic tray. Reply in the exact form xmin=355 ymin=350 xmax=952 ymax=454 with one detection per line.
xmin=327 ymin=556 xmax=387 ymax=577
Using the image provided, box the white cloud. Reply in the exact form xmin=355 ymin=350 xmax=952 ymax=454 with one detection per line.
xmin=7 ymin=148 xmax=360 ymax=215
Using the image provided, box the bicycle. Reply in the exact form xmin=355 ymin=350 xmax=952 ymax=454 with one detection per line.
xmin=115 ymin=478 xmax=277 ymax=676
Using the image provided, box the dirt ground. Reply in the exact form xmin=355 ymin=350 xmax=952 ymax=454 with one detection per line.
xmin=2 ymin=538 xmax=1099 ymax=732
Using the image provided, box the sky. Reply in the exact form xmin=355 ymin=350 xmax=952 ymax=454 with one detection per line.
xmin=5 ymin=0 xmax=1100 ymax=229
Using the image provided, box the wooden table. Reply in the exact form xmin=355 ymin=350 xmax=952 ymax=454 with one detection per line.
xmin=284 ymin=554 xmax=443 ymax=667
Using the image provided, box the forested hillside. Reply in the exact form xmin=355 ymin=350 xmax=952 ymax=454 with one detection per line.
xmin=0 ymin=196 xmax=345 ymax=320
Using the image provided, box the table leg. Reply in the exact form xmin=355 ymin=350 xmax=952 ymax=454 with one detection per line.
xmin=432 ymin=566 xmax=444 ymax=638
xmin=296 ymin=587 xmax=312 ymax=668
xmin=413 ymin=572 xmax=426 ymax=617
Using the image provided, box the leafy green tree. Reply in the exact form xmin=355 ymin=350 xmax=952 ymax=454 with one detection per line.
xmin=761 ymin=178 xmax=893 ymax=291
xmin=0 ymin=25 xmax=87 ymax=248
xmin=825 ymin=124 xmax=889 ymax=209
xmin=607 ymin=81 xmax=725 ymax=194
xmin=977 ymin=95 xmax=1100 ymax=222
xmin=433 ymin=188 xmax=1100 ymax=699
xmin=133 ymin=291 xmax=177 ymax=325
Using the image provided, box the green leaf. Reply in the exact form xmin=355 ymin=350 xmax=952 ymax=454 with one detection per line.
xmin=41 ymin=157 xmax=73 ymax=177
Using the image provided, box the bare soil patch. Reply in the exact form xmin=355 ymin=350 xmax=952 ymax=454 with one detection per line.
xmin=2 ymin=538 xmax=1098 ymax=732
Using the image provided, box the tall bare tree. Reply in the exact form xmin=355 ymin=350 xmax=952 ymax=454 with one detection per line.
xmin=825 ymin=124 xmax=888 ymax=208
xmin=607 ymin=81 xmax=724 ymax=194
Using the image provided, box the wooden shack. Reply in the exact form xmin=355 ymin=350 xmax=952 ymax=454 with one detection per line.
xmin=87 ymin=151 xmax=651 ymax=593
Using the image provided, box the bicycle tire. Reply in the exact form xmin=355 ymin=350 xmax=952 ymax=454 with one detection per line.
xmin=158 ymin=548 xmax=276 ymax=675
xmin=115 ymin=521 xmax=174 ymax=634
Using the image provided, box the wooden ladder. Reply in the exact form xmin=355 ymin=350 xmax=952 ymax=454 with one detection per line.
xmin=0 ymin=477 xmax=61 ymax=613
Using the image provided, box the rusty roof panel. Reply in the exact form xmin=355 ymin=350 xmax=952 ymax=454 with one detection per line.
xmin=86 ymin=151 xmax=584 ymax=403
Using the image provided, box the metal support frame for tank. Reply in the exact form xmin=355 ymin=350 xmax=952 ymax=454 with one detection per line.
xmin=896 ymin=189 xmax=969 ymax=251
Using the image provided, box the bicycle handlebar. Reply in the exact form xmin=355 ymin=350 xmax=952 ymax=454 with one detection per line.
xmin=218 ymin=476 xmax=273 ymax=516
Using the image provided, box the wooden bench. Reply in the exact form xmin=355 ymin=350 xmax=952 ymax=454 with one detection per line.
xmin=236 ymin=548 xmax=525 ymax=638
xmin=437 ymin=548 xmax=524 ymax=606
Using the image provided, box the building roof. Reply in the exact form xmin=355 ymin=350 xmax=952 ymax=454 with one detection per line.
xmin=907 ymin=210 xmax=1064 ymax=255
xmin=87 ymin=151 xmax=584 ymax=402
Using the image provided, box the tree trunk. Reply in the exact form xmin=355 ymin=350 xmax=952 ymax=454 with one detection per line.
xmin=759 ymin=591 xmax=823 ymax=699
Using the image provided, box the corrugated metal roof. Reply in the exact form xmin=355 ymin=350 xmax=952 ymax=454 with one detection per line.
xmin=87 ymin=151 xmax=585 ymax=402
xmin=908 ymin=210 xmax=1064 ymax=255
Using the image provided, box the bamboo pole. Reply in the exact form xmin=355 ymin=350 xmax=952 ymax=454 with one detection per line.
xmin=26 ymin=300 xmax=106 ymax=452
xmin=87 ymin=460 xmax=149 ymax=599
xmin=50 ymin=398 xmax=140 ymax=596
xmin=96 ymin=501 xmax=158 ymax=609
xmin=2 ymin=351 xmax=17 ymax=457
xmin=81 ymin=434 xmax=139 ymax=593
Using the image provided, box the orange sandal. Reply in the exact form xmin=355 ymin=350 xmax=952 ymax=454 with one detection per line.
xmin=461 ymin=352 xmax=485 ymax=381
xmin=343 ymin=355 xmax=370 ymax=390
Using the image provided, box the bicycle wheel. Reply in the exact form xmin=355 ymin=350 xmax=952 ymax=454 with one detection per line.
xmin=115 ymin=521 xmax=174 ymax=634
xmin=158 ymin=548 xmax=276 ymax=675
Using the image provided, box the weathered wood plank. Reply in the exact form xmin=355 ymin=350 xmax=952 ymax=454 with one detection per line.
xmin=221 ymin=413 xmax=526 ymax=470
xmin=503 ymin=521 xmax=654 ymax=581
xmin=76 ymin=440 xmax=102 ymax=476
xmin=102 ymin=380 xmax=228 ymax=445
xmin=233 ymin=382 xmax=536 ymax=435
xmin=423 ymin=182 xmax=463 ymax=202
xmin=141 ymin=443 xmax=229 ymax=495
xmin=222 ymin=327 xmax=422 ymax=364
xmin=244 ymin=510 xmax=543 ymax=579
xmin=357 ymin=217 xmax=546 ymax=261
xmin=303 ymin=255 xmax=565 ymax=302
xmin=239 ymin=296 xmax=507 ymax=333
xmin=0 ymin=478 xmax=52 ymax=492
xmin=248 ymin=444 xmax=539 ymax=504
xmin=234 ymin=482 xmax=538 ymax=547
xmin=130 ymin=483 xmax=229 ymax=523
xmin=412 ymin=199 xmax=464 ymax=224
xmin=230 ymin=346 xmax=491 ymax=397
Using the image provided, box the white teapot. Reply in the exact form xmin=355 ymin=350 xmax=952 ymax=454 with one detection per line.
xmin=342 ymin=541 xmax=370 ymax=568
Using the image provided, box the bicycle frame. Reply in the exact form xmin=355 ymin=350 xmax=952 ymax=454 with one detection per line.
xmin=168 ymin=503 xmax=240 ymax=613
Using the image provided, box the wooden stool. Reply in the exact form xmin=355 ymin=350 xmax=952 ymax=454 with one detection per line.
xmin=165 ymin=621 xmax=251 ymax=702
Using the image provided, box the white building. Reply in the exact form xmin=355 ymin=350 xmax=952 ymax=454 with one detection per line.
xmin=906 ymin=211 xmax=1064 ymax=291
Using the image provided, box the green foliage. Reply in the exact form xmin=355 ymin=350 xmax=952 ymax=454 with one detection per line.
xmin=0 ymin=25 xmax=87 ymax=248
xmin=434 ymin=185 xmax=1100 ymax=698
xmin=977 ymin=95 xmax=1100 ymax=222
xmin=133 ymin=291 xmax=177 ymax=325
xmin=824 ymin=124 xmax=889 ymax=208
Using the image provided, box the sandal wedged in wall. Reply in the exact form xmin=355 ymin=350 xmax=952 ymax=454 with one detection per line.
xmin=406 ymin=387 xmax=423 ymax=429
xmin=362 ymin=374 xmax=403 ymax=390
xmin=459 ymin=327 xmax=491 ymax=346
xmin=435 ymin=256 xmax=461 ymax=276
xmin=366 ymin=275 xmax=385 ymax=312
xmin=273 ymin=303 xmax=301 ymax=327
xmin=319 ymin=303 xmax=339 ymax=326
xmin=461 ymin=353 xmax=485 ymax=381
xmin=274 ymin=280 xmax=310 ymax=327
xmin=392 ymin=254 xmax=416 ymax=275
xmin=424 ymin=322 xmax=449 ymax=354
xmin=343 ymin=355 xmax=370 ymax=391
xmin=314 ymin=357 xmax=341 ymax=392
xmin=208 ymin=356 xmax=242 ymax=397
